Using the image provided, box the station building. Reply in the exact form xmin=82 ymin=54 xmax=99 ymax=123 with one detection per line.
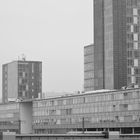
xmin=32 ymin=88 xmax=140 ymax=134
xmin=0 ymin=102 xmax=19 ymax=133
xmin=0 ymin=88 xmax=140 ymax=135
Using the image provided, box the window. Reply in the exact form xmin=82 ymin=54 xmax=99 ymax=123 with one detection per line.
xmin=50 ymin=100 xmax=54 ymax=106
xmin=131 ymin=67 xmax=134 ymax=75
xmin=134 ymin=42 xmax=138 ymax=49
xmin=127 ymin=17 xmax=133 ymax=23
xmin=23 ymin=72 xmax=26 ymax=78
xmin=131 ymin=25 xmax=134 ymax=32
xmin=124 ymin=115 xmax=132 ymax=122
xmin=132 ymin=0 xmax=137 ymax=6
xmin=136 ymin=77 xmax=140 ymax=84
xmin=128 ymin=59 xmax=133 ymax=66
xmin=57 ymin=99 xmax=64 ymax=106
xmin=123 ymin=92 xmax=128 ymax=96
xmin=134 ymin=59 xmax=138 ymax=66
xmin=126 ymin=8 xmax=132 ymax=15
xmin=133 ymin=17 xmax=138 ymax=24
xmin=127 ymin=34 xmax=133 ymax=41
xmin=19 ymin=72 xmax=22 ymax=77
xmin=134 ymin=33 xmax=138 ymax=41
xmin=133 ymin=8 xmax=138 ymax=16
xmin=127 ymin=51 xmax=133 ymax=57
xmin=22 ymin=91 xmax=25 ymax=97
xmin=127 ymin=42 xmax=133 ymax=49
xmin=134 ymin=51 xmax=139 ymax=58
xmin=32 ymin=63 xmax=34 ymax=73
xmin=127 ymin=0 xmax=132 ymax=6
xmin=131 ymin=76 xmax=135 ymax=83
xmin=134 ymin=25 xmax=139 ymax=32
xmin=119 ymin=104 xmax=128 ymax=111
xmin=134 ymin=68 xmax=140 ymax=74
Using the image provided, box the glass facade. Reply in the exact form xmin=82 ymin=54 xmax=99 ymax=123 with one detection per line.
xmin=33 ymin=89 xmax=140 ymax=134
xmin=126 ymin=0 xmax=140 ymax=86
xmin=0 ymin=89 xmax=140 ymax=134
xmin=0 ymin=102 xmax=20 ymax=133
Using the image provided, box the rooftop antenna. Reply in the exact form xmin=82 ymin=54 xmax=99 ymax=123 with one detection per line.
xmin=22 ymin=54 xmax=26 ymax=61
xmin=18 ymin=56 xmax=20 ymax=60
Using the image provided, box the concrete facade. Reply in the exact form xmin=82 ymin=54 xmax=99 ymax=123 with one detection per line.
xmin=103 ymin=0 xmax=140 ymax=89
xmin=84 ymin=44 xmax=94 ymax=91
xmin=0 ymin=102 xmax=20 ymax=133
xmin=2 ymin=62 xmax=18 ymax=103
xmin=33 ymin=88 xmax=140 ymax=135
xmin=19 ymin=102 xmax=32 ymax=134
xmin=94 ymin=0 xmax=105 ymax=90
xmin=2 ymin=60 xmax=42 ymax=103
xmin=84 ymin=0 xmax=140 ymax=91
xmin=0 ymin=89 xmax=140 ymax=135
xmin=104 ymin=0 xmax=127 ymax=89
xmin=84 ymin=44 xmax=105 ymax=91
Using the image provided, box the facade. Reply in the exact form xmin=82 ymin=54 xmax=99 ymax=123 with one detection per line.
xmin=125 ymin=0 xmax=140 ymax=87
xmin=93 ymin=0 xmax=105 ymax=90
xmin=0 ymin=102 xmax=20 ymax=134
xmin=0 ymin=88 xmax=140 ymax=135
xmin=84 ymin=0 xmax=140 ymax=91
xmin=84 ymin=44 xmax=106 ymax=91
xmin=84 ymin=44 xmax=94 ymax=91
xmin=2 ymin=60 xmax=42 ymax=103
xmin=32 ymin=88 xmax=140 ymax=134
xmin=0 ymin=101 xmax=33 ymax=134
xmin=105 ymin=0 xmax=140 ymax=89
xmin=103 ymin=0 xmax=140 ymax=89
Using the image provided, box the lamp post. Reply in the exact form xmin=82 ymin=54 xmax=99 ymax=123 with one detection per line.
xmin=82 ymin=117 xmax=85 ymax=134
xmin=18 ymin=119 xmax=21 ymax=134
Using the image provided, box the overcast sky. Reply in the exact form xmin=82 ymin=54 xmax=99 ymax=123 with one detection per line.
xmin=0 ymin=0 xmax=93 ymax=97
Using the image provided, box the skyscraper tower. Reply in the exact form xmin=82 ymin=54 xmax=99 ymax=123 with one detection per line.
xmin=84 ymin=0 xmax=140 ymax=91
xmin=2 ymin=59 xmax=42 ymax=103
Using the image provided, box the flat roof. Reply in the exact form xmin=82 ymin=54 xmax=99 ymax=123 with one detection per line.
xmin=3 ymin=60 xmax=42 ymax=65
xmin=30 ymin=88 xmax=140 ymax=102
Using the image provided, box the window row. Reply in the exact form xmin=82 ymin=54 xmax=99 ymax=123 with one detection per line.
xmin=33 ymin=90 xmax=140 ymax=108
xmin=33 ymin=102 xmax=140 ymax=116
xmin=127 ymin=33 xmax=139 ymax=41
xmin=33 ymin=114 xmax=140 ymax=125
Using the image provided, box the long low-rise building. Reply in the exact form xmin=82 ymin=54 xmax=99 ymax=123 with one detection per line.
xmin=32 ymin=88 xmax=140 ymax=134
xmin=0 ymin=102 xmax=19 ymax=133
xmin=0 ymin=88 xmax=140 ymax=135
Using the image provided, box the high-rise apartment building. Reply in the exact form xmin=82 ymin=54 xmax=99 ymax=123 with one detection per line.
xmin=84 ymin=0 xmax=140 ymax=91
xmin=2 ymin=60 xmax=42 ymax=103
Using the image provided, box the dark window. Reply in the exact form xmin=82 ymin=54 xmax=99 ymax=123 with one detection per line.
xmin=132 ymin=0 xmax=137 ymax=6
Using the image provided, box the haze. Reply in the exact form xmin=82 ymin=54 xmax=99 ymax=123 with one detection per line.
xmin=0 ymin=0 xmax=93 ymax=97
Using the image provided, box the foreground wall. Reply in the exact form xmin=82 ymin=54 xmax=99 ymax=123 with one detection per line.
xmin=15 ymin=134 xmax=140 ymax=140
xmin=16 ymin=134 xmax=107 ymax=140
